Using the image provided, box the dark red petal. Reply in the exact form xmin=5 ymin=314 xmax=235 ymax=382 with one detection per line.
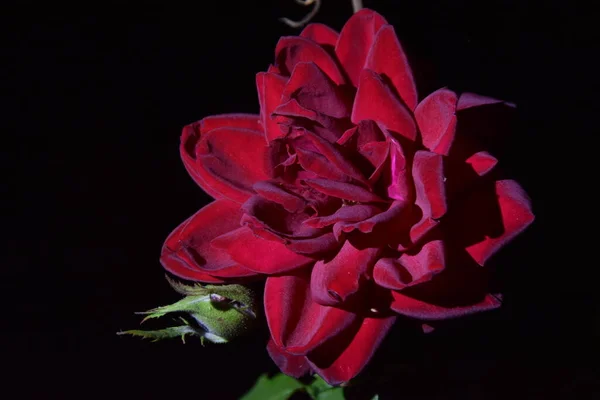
xmin=352 ymin=69 xmax=416 ymax=141
xmin=285 ymin=233 xmax=341 ymax=256
xmin=410 ymin=151 xmax=447 ymax=243
xmin=365 ymin=25 xmax=418 ymax=110
xmin=304 ymin=204 xmax=381 ymax=228
xmin=373 ymin=240 xmax=445 ymax=290
xmin=335 ymin=9 xmax=388 ymax=87
xmin=338 ymin=200 xmax=407 ymax=236
xmin=415 ymin=88 xmax=458 ymax=156
xmin=311 ymin=241 xmax=380 ymax=306
xmin=464 ymin=180 xmax=535 ymax=266
xmin=210 ymin=227 xmax=314 ymax=274
xmin=267 ymin=340 xmax=311 ymax=378
xmin=304 ymin=178 xmax=385 ymax=203
xmin=300 ymin=23 xmax=339 ymax=47
xmin=181 ymin=114 xmax=260 ymax=200
xmin=265 ymin=274 xmax=358 ymax=355
xmin=457 ymin=92 xmax=516 ymax=111
xmin=390 ymin=291 xmax=501 ymax=320
xmin=282 ymin=62 xmax=350 ymax=118
xmin=275 ymin=36 xmax=345 ymax=85
xmin=160 ymin=200 xmax=257 ymax=282
xmin=386 ymin=140 xmax=414 ymax=201
xmin=256 ymin=71 xmax=288 ymax=142
xmin=199 ymin=113 xmax=261 ymax=133
xmin=466 ymin=151 xmax=498 ymax=176
xmin=308 ymin=315 xmax=396 ymax=386
xmin=253 ymin=181 xmax=306 ymax=213
xmin=190 ymin=127 xmax=270 ymax=203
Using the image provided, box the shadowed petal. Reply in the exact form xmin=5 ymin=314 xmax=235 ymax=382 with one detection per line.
xmin=257 ymin=72 xmax=288 ymax=142
xmin=415 ymin=88 xmax=458 ymax=156
xmin=300 ymin=23 xmax=339 ymax=47
xmin=391 ymin=291 xmax=501 ymax=320
xmin=457 ymin=92 xmax=516 ymax=111
xmin=267 ymin=339 xmax=311 ymax=378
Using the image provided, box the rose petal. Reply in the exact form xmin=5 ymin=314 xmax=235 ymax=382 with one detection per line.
xmin=187 ymin=126 xmax=270 ymax=203
xmin=300 ymin=23 xmax=339 ymax=48
xmin=463 ymin=180 xmax=535 ymax=266
xmin=253 ymin=181 xmax=306 ymax=213
xmin=373 ymin=240 xmax=445 ymax=290
xmin=160 ymin=200 xmax=257 ymax=282
xmin=466 ymin=151 xmax=498 ymax=176
xmin=275 ymin=36 xmax=345 ymax=85
xmin=304 ymin=204 xmax=381 ymax=228
xmin=256 ymin=71 xmax=288 ymax=142
xmin=352 ymin=69 xmax=417 ymax=141
xmin=386 ymin=140 xmax=414 ymax=201
xmin=181 ymin=115 xmax=260 ymax=200
xmin=282 ymin=62 xmax=350 ymax=118
xmin=265 ymin=273 xmax=357 ymax=354
xmin=457 ymin=92 xmax=516 ymax=111
xmin=308 ymin=315 xmax=396 ymax=385
xmin=335 ymin=9 xmax=388 ymax=87
xmin=410 ymin=151 xmax=447 ymax=243
xmin=415 ymin=88 xmax=458 ymax=156
xmin=304 ymin=178 xmax=385 ymax=203
xmin=285 ymin=232 xmax=341 ymax=256
xmin=267 ymin=340 xmax=311 ymax=378
xmin=365 ymin=25 xmax=418 ymax=110
xmin=390 ymin=291 xmax=501 ymax=320
xmin=211 ymin=227 xmax=314 ymax=274
xmin=311 ymin=241 xmax=380 ymax=306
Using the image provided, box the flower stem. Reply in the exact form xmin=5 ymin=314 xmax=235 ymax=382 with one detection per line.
xmin=352 ymin=0 xmax=364 ymax=13
xmin=280 ymin=0 xmax=321 ymax=28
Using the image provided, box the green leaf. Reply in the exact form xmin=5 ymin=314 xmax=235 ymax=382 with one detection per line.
xmin=315 ymin=387 xmax=345 ymax=400
xmin=370 ymin=396 xmax=380 ymax=400
xmin=240 ymin=373 xmax=305 ymax=400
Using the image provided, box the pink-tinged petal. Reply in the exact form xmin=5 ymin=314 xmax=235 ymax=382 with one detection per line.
xmin=253 ymin=181 xmax=306 ymax=213
xmin=300 ymin=23 xmax=339 ymax=47
xmin=466 ymin=151 xmax=498 ymax=176
xmin=265 ymin=274 xmax=358 ymax=355
xmin=335 ymin=9 xmax=388 ymax=87
xmin=365 ymin=25 xmax=418 ymax=110
xmin=464 ymin=180 xmax=535 ymax=266
xmin=160 ymin=200 xmax=258 ymax=282
xmin=267 ymin=340 xmax=311 ymax=378
xmin=352 ymin=69 xmax=416 ymax=141
xmin=373 ymin=240 xmax=445 ymax=290
xmin=386 ymin=140 xmax=414 ymax=201
xmin=457 ymin=92 xmax=516 ymax=111
xmin=304 ymin=178 xmax=385 ymax=203
xmin=410 ymin=151 xmax=447 ymax=243
xmin=311 ymin=241 xmax=380 ymax=306
xmin=285 ymin=233 xmax=341 ymax=256
xmin=282 ymin=62 xmax=351 ymax=118
xmin=415 ymin=88 xmax=458 ymax=156
xmin=390 ymin=291 xmax=501 ymax=320
xmin=294 ymin=131 xmax=367 ymax=183
xmin=308 ymin=315 xmax=396 ymax=385
xmin=193 ymin=127 xmax=271 ymax=203
xmin=304 ymin=204 xmax=381 ymax=228
xmin=211 ymin=227 xmax=314 ymax=274
xmin=275 ymin=36 xmax=345 ymax=85
xmin=198 ymin=113 xmax=261 ymax=133
xmin=256 ymin=71 xmax=288 ymax=142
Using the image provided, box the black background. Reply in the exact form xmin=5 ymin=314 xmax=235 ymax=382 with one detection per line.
xmin=3 ymin=0 xmax=597 ymax=398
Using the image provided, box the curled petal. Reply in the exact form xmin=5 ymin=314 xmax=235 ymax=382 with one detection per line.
xmin=335 ymin=9 xmax=388 ymax=87
xmin=160 ymin=200 xmax=257 ymax=282
xmin=365 ymin=24 xmax=418 ymax=110
xmin=352 ymin=69 xmax=416 ymax=141
xmin=387 ymin=140 xmax=414 ymax=201
xmin=311 ymin=241 xmax=380 ymax=306
xmin=276 ymin=36 xmax=345 ymax=85
xmin=300 ymin=23 xmax=339 ymax=48
xmin=211 ymin=227 xmax=314 ymax=274
xmin=267 ymin=340 xmax=311 ymax=378
xmin=304 ymin=178 xmax=385 ymax=203
xmin=410 ymin=151 xmax=447 ymax=243
xmin=308 ymin=315 xmax=396 ymax=386
xmin=285 ymin=232 xmax=341 ymax=256
xmin=256 ymin=72 xmax=288 ymax=142
xmin=304 ymin=204 xmax=381 ymax=228
xmin=374 ymin=240 xmax=445 ymax=290
xmin=253 ymin=181 xmax=306 ymax=213
xmin=415 ymin=88 xmax=458 ymax=156
xmin=265 ymin=274 xmax=357 ymax=355
xmin=199 ymin=113 xmax=261 ymax=133
xmin=466 ymin=151 xmax=498 ymax=176
xmin=390 ymin=291 xmax=501 ymax=320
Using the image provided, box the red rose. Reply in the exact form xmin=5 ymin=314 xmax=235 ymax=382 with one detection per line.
xmin=161 ymin=9 xmax=534 ymax=385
